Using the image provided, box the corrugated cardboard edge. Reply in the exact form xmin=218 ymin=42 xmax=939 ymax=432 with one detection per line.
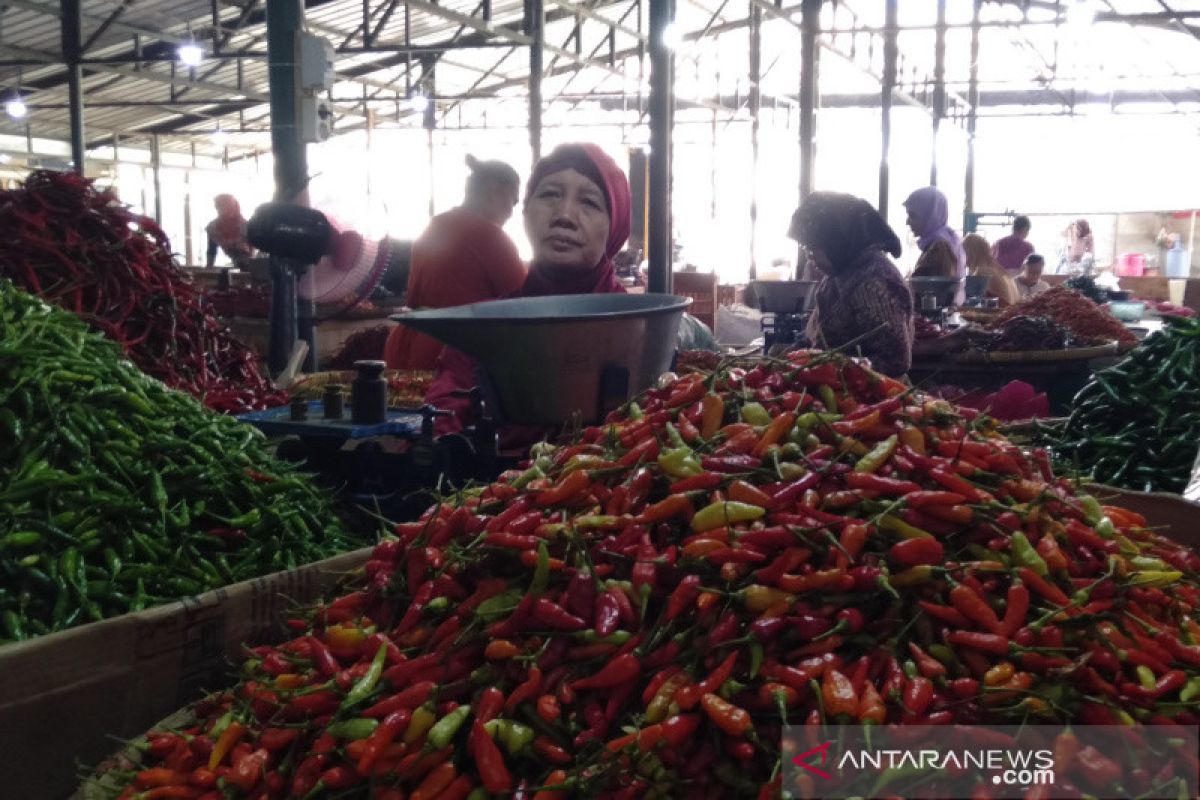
xmin=0 ymin=547 xmax=372 ymax=800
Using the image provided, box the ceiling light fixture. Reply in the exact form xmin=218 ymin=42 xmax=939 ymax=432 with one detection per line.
xmin=5 ymin=91 xmax=27 ymax=119
xmin=407 ymin=90 xmax=429 ymax=113
xmin=178 ymin=42 xmax=204 ymax=67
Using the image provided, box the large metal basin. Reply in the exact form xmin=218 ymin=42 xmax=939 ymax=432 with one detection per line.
xmin=393 ymin=293 xmax=692 ymax=425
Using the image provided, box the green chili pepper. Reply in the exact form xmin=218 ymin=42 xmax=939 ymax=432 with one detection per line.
xmin=327 ymin=717 xmax=380 ymax=740
xmin=1010 ymin=531 xmax=1049 ymax=576
xmin=427 ymin=705 xmax=472 ymax=749
xmin=531 ymin=541 xmax=551 ymax=596
xmin=855 ymin=435 xmax=898 ymax=473
xmin=341 ymin=643 xmax=388 ymax=710
xmin=658 ymin=446 xmax=703 ymax=479
xmin=485 ymin=719 xmax=536 ymax=755
xmin=740 ymin=402 xmax=772 ymax=426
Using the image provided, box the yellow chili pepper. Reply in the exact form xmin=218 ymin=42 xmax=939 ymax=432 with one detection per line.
xmin=879 ymin=514 xmax=933 ymax=540
xmin=691 ymin=501 xmax=766 ymax=533
xmin=741 ymin=584 xmax=796 ymax=613
xmin=404 ymin=704 xmax=438 ymax=745
xmin=701 ymin=393 xmax=725 ymax=440
xmin=854 ymin=435 xmax=897 ymax=473
xmin=887 ymin=565 xmax=934 ymax=589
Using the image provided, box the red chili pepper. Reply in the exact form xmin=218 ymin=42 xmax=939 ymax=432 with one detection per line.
xmin=1016 ymin=567 xmax=1071 ymax=606
xmin=846 ymin=472 xmax=921 ymax=496
xmin=665 ymin=474 xmax=721 ymax=496
xmin=700 ymin=693 xmax=752 ymax=736
xmin=945 ymin=630 xmax=1010 ymax=655
xmin=902 ymin=676 xmax=935 ymax=716
xmin=665 ymin=574 xmax=702 ymax=621
xmin=889 ymin=537 xmax=944 ymax=567
xmin=907 ymin=642 xmax=947 ymax=678
xmin=504 ymin=666 xmax=544 ymax=713
xmin=949 ymin=583 xmax=1005 ymax=636
xmin=471 ymin=721 xmax=513 ymax=793
xmin=573 ymin=653 xmax=641 ymax=691
xmin=532 ymin=598 xmax=587 ymax=631
xmin=1001 ymin=580 xmax=1030 ymax=637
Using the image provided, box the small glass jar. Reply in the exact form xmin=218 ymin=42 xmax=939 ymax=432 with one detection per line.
xmin=351 ymin=360 xmax=388 ymax=425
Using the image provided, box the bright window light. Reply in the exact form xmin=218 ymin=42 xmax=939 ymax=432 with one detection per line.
xmin=178 ymin=43 xmax=204 ymax=67
xmin=408 ymin=91 xmax=429 ymax=113
xmin=1067 ymin=0 xmax=1096 ymax=29
xmin=211 ymin=126 xmax=228 ymax=147
xmin=5 ymin=96 xmax=27 ymax=119
xmin=661 ymin=22 xmax=684 ymax=50
xmin=0 ymin=153 xmax=11 ymax=164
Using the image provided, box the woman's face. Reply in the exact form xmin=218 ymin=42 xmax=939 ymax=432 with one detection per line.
xmin=904 ymin=209 xmax=921 ymax=237
xmin=525 ymin=168 xmax=610 ymax=273
xmin=807 ymin=246 xmax=833 ymax=275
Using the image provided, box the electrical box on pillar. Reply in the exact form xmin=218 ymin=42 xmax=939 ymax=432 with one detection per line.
xmin=295 ymin=31 xmax=335 ymax=143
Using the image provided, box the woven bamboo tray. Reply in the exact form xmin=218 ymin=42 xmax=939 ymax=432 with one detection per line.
xmin=949 ymin=340 xmax=1118 ymax=365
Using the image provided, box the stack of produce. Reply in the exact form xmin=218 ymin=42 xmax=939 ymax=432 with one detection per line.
xmin=324 ymin=326 xmax=392 ymax=370
xmin=0 ymin=170 xmax=285 ymax=412
xmin=967 ymin=314 xmax=1086 ymax=353
xmin=991 ymin=286 xmax=1136 ymax=347
xmin=290 ymin=370 xmax=433 ymax=409
xmin=914 ymin=315 xmax=943 ymax=341
xmin=1142 ymin=299 xmax=1197 ymax=319
xmin=1063 ymin=275 xmax=1109 ymax=305
xmin=205 ymin=286 xmax=271 ymax=319
xmin=1041 ymin=315 xmax=1200 ymax=492
xmin=0 ymin=281 xmax=352 ymax=643
xmin=92 ymin=348 xmax=1200 ymax=798
xmin=935 ymin=380 xmax=1050 ymax=422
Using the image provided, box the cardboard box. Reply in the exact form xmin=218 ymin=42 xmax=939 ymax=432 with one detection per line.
xmin=1086 ymin=484 xmax=1200 ymax=547
xmin=0 ymin=548 xmax=371 ymax=800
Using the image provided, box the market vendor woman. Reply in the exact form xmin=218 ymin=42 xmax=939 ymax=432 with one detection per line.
xmin=425 ymin=142 xmax=630 ymax=434
xmin=788 ymin=192 xmax=915 ymax=377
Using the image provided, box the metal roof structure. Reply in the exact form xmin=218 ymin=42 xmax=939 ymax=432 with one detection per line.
xmin=3 ymin=0 xmax=1200 ymax=164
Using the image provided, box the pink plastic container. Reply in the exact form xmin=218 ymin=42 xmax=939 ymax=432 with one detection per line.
xmin=1115 ymin=253 xmax=1146 ymax=277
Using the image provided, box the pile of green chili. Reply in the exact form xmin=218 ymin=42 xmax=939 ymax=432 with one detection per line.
xmin=1041 ymin=315 xmax=1200 ymax=493
xmin=0 ymin=280 xmax=354 ymax=644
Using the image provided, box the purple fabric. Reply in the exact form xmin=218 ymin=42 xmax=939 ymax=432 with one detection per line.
xmin=903 ymin=187 xmax=966 ymax=280
xmin=993 ymin=234 xmax=1034 ymax=275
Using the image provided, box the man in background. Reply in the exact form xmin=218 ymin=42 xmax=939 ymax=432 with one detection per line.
xmin=1016 ymin=253 xmax=1050 ymax=300
xmin=384 ymin=155 xmax=525 ymax=370
xmin=992 ymin=215 xmax=1034 ymax=275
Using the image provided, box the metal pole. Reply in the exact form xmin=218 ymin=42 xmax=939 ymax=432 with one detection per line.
xmin=748 ymin=1 xmax=761 ymax=281
xmin=527 ymin=0 xmax=545 ymax=162
xmin=266 ymin=0 xmax=307 ymax=374
xmin=931 ymin=0 xmax=946 ymax=186
xmin=647 ymin=0 xmax=674 ymax=295
xmin=1188 ymin=210 xmax=1196 ymax=276
xmin=798 ymin=0 xmax=820 ymax=202
xmin=150 ymin=134 xmax=163 ymax=223
xmin=62 ymin=0 xmax=85 ymax=173
xmin=963 ymin=0 xmax=981 ymax=230
xmin=878 ymin=0 xmax=898 ymax=220
xmin=267 ymin=0 xmax=307 ymax=203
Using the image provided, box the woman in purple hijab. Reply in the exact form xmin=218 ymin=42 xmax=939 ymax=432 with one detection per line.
xmin=904 ymin=186 xmax=966 ymax=282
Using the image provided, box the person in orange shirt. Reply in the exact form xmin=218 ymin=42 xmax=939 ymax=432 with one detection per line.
xmin=384 ymin=155 xmax=525 ymax=369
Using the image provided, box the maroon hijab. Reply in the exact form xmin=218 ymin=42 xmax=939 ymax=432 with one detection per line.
xmin=519 ymin=143 xmax=630 ymax=298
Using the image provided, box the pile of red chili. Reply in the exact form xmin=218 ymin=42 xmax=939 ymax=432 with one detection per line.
xmin=93 ymin=351 xmax=1200 ymax=798
xmin=0 ymin=170 xmax=285 ymax=412
xmin=992 ymin=286 xmax=1136 ymax=346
